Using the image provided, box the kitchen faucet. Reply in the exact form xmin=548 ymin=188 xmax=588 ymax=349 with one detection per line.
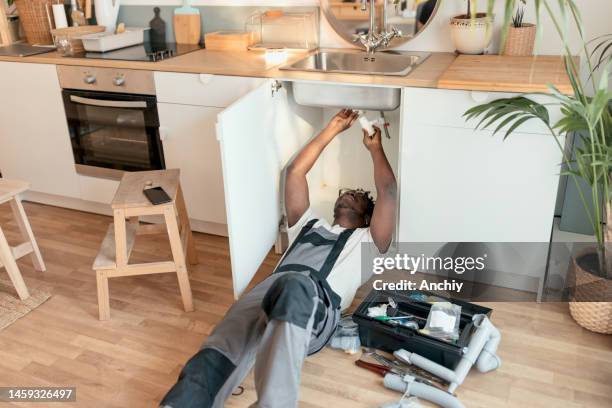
xmin=354 ymin=0 xmax=402 ymax=54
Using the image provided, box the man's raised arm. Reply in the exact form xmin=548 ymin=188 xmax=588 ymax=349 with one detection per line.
xmin=285 ymin=109 xmax=359 ymax=227
xmin=364 ymin=126 xmax=397 ymax=253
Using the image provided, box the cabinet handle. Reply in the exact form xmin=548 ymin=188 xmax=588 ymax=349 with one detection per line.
xmin=470 ymin=91 xmax=489 ymax=103
xmin=199 ymin=74 xmax=213 ymax=84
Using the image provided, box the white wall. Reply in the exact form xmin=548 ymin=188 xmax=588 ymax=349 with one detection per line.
xmin=121 ymin=0 xmax=611 ymax=55
xmin=320 ymin=0 xmax=612 ymax=56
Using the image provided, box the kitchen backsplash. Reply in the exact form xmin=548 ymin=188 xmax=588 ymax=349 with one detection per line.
xmin=117 ymin=6 xmax=318 ymax=44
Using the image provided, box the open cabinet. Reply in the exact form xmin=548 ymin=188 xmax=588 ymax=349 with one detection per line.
xmin=217 ymin=80 xmax=401 ymax=299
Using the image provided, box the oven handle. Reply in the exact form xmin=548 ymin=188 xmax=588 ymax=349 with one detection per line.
xmin=70 ymin=95 xmax=148 ymax=109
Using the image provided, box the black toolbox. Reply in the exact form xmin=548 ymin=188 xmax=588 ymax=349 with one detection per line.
xmin=352 ymin=289 xmax=492 ymax=369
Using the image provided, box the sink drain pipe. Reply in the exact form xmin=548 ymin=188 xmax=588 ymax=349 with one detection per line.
xmin=394 ymin=314 xmax=502 ymax=394
xmin=383 ymin=374 xmax=465 ymax=408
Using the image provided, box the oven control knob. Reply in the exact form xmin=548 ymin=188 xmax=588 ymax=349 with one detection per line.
xmin=113 ymin=76 xmax=126 ymax=86
xmin=84 ymin=74 xmax=96 ymax=84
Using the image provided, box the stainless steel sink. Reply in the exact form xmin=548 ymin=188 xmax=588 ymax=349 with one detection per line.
xmin=281 ymin=50 xmax=430 ymax=76
xmin=291 ymin=82 xmax=401 ymax=111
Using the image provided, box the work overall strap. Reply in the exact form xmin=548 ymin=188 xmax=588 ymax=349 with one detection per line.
xmin=317 ymin=227 xmax=355 ymax=280
xmin=281 ymin=218 xmax=319 ymax=262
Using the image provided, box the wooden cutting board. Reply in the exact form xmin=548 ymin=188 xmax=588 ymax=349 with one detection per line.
xmin=174 ymin=14 xmax=201 ymax=44
xmin=438 ymin=55 xmax=573 ymax=94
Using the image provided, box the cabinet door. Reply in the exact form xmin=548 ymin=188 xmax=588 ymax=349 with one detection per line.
xmin=158 ymin=103 xmax=226 ymax=225
xmin=217 ymin=80 xmax=321 ymax=299
xmin=0 ymin=62 xmax=79 ymax=197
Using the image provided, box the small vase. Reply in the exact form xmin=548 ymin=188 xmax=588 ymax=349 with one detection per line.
xmin=502 ymin=24 xmax=536 ymax=56
xmin=450 ymin=13 xmax=494 ymax=55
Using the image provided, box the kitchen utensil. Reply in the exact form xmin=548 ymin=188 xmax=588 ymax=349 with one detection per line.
xmin=204 ymin=31 xmax=255 ymax=51
xmin=52 ymin=4 xmax=68 ymax=29
xmin=50 ymin=25 xmax=105 ymax=54
xmin=71 ymin=0 xmax=86 ymax=26
xmin=80 ymin=27 xmax=147 ymax=52
xmin=94 ymin=0 xmax=120 ymax=33
xmin=85 ymin=0 xmax=92 ymax=19
xmin=173 ymin=0 xmax=200 ymax=45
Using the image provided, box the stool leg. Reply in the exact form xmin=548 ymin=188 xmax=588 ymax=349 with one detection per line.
xmin=176 ymin=185 xmax=198 ymax=265
xmin=113 ymin=209 xmax=128 ymax=269
xmin=9 ymin=197 xmax=45 ymax=272
xmin=164 ymin=206 xmax=194 ymax=312
xmin=0 ymin=226 xmax=30 ymax=300
xmin=96 ymin=270 xmax=110 ymax=320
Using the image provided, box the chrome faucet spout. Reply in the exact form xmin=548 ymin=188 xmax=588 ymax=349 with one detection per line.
xmin=355 ymin=0 xmax=402 ymax=54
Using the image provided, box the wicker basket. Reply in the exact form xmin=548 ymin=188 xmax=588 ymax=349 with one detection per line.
xmin=51 ymin=25 xmax=105 ymax=55
xmin=502 ymin=23 xmax=536 ymax=57
xmin=15 ymin=0 xmax=55 ymax=45
xmin=568 ymin=250 xmax=612 ymax=334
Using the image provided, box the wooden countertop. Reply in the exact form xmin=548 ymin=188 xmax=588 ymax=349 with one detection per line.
xmin=438 ymin=54 xmax=573 ymax=94
xmin=0 ymin=49 xmax=571 ymax=93
xmin=0 ymin=49 xmax=454 ymax=88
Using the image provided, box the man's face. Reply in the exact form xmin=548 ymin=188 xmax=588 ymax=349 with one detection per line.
xmin=334 ymin=189 xmax=371 ymax=227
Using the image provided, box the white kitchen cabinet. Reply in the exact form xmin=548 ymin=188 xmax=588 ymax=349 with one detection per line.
xmin=158 ymin=103 xmax=227 ymax=226
xmin=154 ymin=72 xmax=264 ymax=108
xmin=155 ymin=73 xmax=266 ymax=236
xmin=398 ymin=87 xmax=564 ymax=294
xmin=399 ymin=87 xmax=562 ymax=242
xmin=0 ymin=62 xmax=80 ymax=198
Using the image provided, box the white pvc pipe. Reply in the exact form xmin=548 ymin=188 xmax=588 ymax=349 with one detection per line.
xmin=393 ymin=314 xmax=502 ymax=394
xmin=384 ymin=373 xmax=465 ymax=408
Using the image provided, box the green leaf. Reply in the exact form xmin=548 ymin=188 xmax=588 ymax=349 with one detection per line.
xmin=504 ymin=116 xmax=532 ymax=139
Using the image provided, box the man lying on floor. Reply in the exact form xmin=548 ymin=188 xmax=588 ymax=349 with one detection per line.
xmin=160 ymin=109 xmax=397 ymax=408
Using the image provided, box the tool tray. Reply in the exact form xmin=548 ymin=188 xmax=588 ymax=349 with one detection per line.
xmin=352 ymin=289 xmax=492 ymax=369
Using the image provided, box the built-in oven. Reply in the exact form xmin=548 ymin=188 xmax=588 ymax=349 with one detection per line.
xmin=58 ymin=65 xmax=165 ymax=180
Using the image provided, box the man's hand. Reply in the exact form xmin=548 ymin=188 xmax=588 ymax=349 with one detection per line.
xmin=325 ymin=109 xmax=359 ymax=135
xmin=362 ymin=126 xmax=383 ymax=152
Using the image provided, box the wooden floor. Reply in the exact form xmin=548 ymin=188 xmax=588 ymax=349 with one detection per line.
xmin=0 ymin=202 xmax=610 ymax=408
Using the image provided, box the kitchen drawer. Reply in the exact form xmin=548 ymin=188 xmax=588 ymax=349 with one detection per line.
xmin=402 ymin=87 xmax=561 ymax=134
xmin=154 ymin=72 xmax=264 ymax=107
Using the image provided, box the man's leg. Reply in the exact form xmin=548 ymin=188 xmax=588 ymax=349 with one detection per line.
xmin=250 ymin=273 xmax=324 ymax=408
xmin=160 ymin=275 xmax=282 ymax=408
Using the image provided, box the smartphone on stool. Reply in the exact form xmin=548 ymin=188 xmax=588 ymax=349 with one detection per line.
xmin=143 ymin=186 xmax=172 ymax=205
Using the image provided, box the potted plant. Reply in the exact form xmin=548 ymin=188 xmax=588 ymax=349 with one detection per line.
xmin=450 ymin=0 xmax=494 ymax=54
xmin=502 ymin=0 xmax=536 ymax=56
xmin=464 ymin=0 xmax=612 ymax=333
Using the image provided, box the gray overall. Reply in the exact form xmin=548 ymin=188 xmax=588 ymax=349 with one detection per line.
xmin=160 ymin=219 xmax=355 ymax=408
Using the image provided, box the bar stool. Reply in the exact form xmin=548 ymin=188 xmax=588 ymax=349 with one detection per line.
xmin=0 ymin=179 xmax=46 ymax=300
xmin=93 ymin=169 xmax=197 ymax=320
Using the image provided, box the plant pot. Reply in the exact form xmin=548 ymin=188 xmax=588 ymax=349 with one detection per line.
xmin=450 ymin=13 xmax=494 ymax=55
xmin=568 ymin=249 xmax=612 ymax=334
xmin=502 ymin=23 xmax=536 ymax=56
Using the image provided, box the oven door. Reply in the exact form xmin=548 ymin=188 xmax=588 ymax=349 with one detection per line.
xmin=63 ymin=89 xmax=164 ymax=179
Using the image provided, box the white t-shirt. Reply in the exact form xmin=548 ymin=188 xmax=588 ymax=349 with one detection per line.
xmin=287 ymin=208 xmax=380 ymax=311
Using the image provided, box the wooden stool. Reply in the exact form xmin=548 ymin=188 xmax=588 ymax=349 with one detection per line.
xmin=93 ymin=169 xmax=198 ymax=320
xmin=0 ymin=179 xmax=46 ymax=300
